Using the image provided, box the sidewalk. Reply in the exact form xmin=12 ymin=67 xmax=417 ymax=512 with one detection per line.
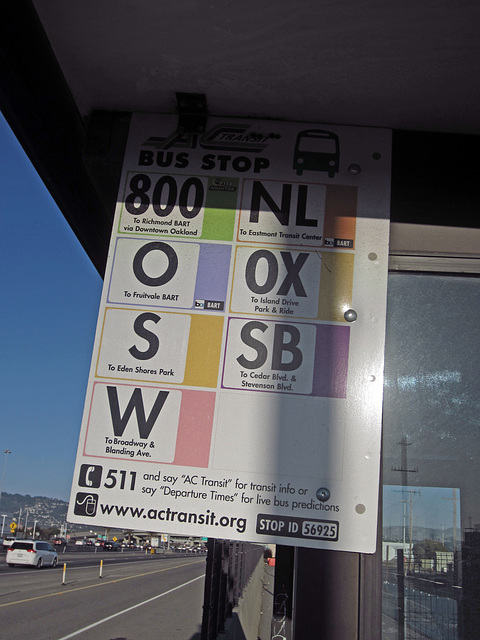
xmin=257 ymin=563 xmax=275 ymax=640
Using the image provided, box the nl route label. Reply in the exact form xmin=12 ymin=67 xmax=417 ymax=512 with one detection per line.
xmin=68 ymin=115 xmax=391 ymax=552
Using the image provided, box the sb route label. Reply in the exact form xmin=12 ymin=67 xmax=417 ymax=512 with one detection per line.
xmin=222 ymin=318 xmax=349 ymax=397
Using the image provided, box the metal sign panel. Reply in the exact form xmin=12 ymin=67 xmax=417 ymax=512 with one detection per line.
xmin=68 ymin=114 xmax=391 ymax=552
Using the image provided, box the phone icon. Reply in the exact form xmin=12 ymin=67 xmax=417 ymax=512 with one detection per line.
xmin=86 ymin=466 xmax=96 ymax=486
xmin=79 ymin=464 xmax=102 ymax=488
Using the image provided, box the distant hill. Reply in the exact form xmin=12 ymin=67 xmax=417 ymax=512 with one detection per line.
xmin=0 ymin=492 xmax=68 ymax=530
xmin=383 ymin=524 xmax=458 ymax=550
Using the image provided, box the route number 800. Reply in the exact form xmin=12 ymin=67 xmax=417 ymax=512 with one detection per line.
xmin=124 ymin=173 xmax=205 ymax=219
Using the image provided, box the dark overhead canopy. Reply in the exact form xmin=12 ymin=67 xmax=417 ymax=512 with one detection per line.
xmin=27 ymin=0 xmax=480 ymax=134
xmin=1 ymin=1 xmax=479 ymax=274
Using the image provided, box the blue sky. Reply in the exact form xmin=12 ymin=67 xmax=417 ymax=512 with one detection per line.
xmin=0 ymin=112 xmax=103 ymax=501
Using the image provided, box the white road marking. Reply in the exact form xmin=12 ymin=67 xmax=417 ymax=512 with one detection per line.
xmin=55 ymin=574 xmax=204 ymax=639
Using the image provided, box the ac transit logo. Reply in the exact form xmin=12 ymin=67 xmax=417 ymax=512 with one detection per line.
xmin=74 ymin=492 xmax=98 ymax=517
xmin=142 ymin=123 xmax=280 ymax=153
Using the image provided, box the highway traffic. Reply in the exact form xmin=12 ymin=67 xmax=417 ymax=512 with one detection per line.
xmin=0 ymin=548 xmax=206 ymax=639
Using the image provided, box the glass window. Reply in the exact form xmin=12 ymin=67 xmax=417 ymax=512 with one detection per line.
xmin=10 ymin=542 xmax=33 ymax=550
xmin=382 ymin=273 xmax=480 ymax=640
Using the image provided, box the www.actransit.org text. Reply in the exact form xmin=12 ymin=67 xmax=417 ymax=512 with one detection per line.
xmin=100 ymin=502 xmax=247 ymax=533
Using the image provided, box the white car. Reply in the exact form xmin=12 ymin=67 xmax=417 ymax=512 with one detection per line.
xmin=6 ymin=540 xmax=58 ymax=568
xmin=2 ymin=536 xmax=16 ymax=549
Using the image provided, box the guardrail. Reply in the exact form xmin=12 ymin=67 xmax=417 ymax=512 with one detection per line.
xmin=201 ymin=538 xmax=264 ymax=640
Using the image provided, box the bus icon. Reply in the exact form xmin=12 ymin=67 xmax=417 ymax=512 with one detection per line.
xmin=293 ymin=129 xmax=339 ymax=178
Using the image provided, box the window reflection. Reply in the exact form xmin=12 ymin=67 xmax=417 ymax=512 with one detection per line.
xmin=382 ymin=274 xmax=480 ymax=640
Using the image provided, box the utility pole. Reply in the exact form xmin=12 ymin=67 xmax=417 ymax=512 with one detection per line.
xmin=393 ymin=438 xmax=419 ymax=569
xmin=1 ymin=514 xmax=7 ymax=538
xmin=407 ymin=490 xmax=420 ymax=569
xmin=442 ymin=488 xmax=459 ymax=551
xmin=396 ymin=489 xmax=420 ymax=569
xmin=453 ymin=489 xmax=457 ymax=551
xmin=0 ymin=449 xmax=12 ymax=501
xmin=392 ymin=437 xmax=418 ymax=487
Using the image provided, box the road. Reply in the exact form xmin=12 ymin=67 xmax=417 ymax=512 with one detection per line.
xmin=0 ymin=549 xmax=206 ymax=640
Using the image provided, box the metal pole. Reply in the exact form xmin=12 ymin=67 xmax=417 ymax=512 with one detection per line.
xmin=1 ymin=514 xmax=7 ymax=537
xmin=0 ymin=449 xmax=12 ymax=501
xmin=294 ymin=548 xmax=360 ymax=640
xmin=396 ymin=549 xmax=405 ymax=640
xmin=271 ymin=545 xmax=294 ymax=640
